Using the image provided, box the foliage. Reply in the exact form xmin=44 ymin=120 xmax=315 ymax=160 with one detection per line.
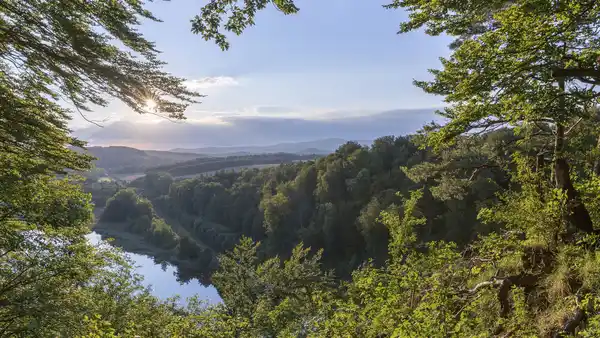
xmin=191 ymin=0 xmax=300 ymax=50
xmin=1 ymin=0 xmax=200 ymax=121
xmin=101 ymin=189 xmax=153 ymax=223
xmin=0 ymin=143 xmax=193 ymax=336
xmin=83 ymin=178 xmax=126 ymax=208
xmin=100 ymin=189 xmax=179 ymax=250
xmin=106 ymin=134 xmax=514 ymax=283
xmin=143 ymin=172 xmax=174 ymax=198
xmin=0 ymin=1 xmax=205 ymax=335
xmin=177 ymin=1 xmax=600 ymax=336
xmin=212 ymin=237 xmax=336 ymax=337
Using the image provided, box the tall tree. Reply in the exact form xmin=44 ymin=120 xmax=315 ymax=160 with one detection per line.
xmin=1 ymin=0 xmax=201 ymax=173
xmin=389 ymin=0 xmax=600 ymax=234
xmin=0 ymin=0 xmax=200 ymax=334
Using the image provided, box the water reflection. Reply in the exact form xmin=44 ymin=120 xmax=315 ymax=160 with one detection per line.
xmin=86 ymin=232 xmax=221 ymax=304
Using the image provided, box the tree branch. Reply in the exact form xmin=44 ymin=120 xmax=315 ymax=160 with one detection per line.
xmin=552 ymin=68 xmax=600 ymax=81
xmin=466 ymin=274 xmax=540 ymax=318
xmin=468 ymin=164 xmax=500 ymax=181
xmin=565 ymin=118 xmax=583 ymax=136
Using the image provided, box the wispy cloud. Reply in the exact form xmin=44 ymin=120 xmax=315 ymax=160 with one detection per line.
xmin=184 ymin=76 xmax=239 ymax=90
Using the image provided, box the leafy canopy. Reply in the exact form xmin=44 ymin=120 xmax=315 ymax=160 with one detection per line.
xmin=0 ymin=0 xmax=204 ymax=335
xmin=1 ymin=0 xmax=200 ymax=118
xmin=388 ymin=0 xmax=600 ymax=150
xmin=191 ymin=0 xmax=300 ymax=50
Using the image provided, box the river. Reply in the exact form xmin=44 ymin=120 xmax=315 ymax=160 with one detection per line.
xmin=86 ymin=232 xmax=222 ymax=305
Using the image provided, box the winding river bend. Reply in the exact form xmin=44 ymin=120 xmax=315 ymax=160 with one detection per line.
xmin=86 ymin=232 xmax=222 ymax=305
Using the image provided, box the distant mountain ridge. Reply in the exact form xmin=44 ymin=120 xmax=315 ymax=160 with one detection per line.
xmin=146 ymin=153 xmax=319 ymax=178
xmin=82 ymin=146 xmax=203 ymax=174
xmin=80 ymin=141 xmax=340 ymax=176
xmin=170 ymin=138 xmax=372 ymax=155
xmin=72 ymin=108 xmax=439 ymax=149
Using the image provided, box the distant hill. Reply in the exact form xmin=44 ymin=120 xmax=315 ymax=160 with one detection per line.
xmin=84 ymin=146 xmax=203 ymax=174
xmin=80 ymin=145 xmax=322 ymax=179
xmin=146 ymin=153 xmax=320 ymax=177
xmin=170 ymin=138 xmax=372 ymax=156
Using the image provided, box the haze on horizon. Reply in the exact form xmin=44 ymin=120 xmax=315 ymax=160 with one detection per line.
xmin=70 ymin=0 xmax=452 ymax=149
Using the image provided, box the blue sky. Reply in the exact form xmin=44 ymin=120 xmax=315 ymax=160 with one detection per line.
xmin=72 ymin=0 xmax=452 ymax=130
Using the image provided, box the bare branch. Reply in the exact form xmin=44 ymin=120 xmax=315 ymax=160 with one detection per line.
xmin=469 ymin=280 xmax=500 ymax=293
xmin=565 ymin=117 xmax=583 ymax=135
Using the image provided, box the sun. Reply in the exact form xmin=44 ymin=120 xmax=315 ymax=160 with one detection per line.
xmin=144 ymin=98 xmax=158 ymax=111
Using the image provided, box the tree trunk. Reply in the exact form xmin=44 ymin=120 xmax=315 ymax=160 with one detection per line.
xmin=535 ymin=153 xmax=545 ymax=173
xmin=555 ymin=79 xmax=594 ymax=234
xmin=554 ymin=158 xmax=594 ymax=233
xmin=593 ymin=134 xmax=600 ymax=176
xmin=554 ymin=123 xmax=565 ymax=187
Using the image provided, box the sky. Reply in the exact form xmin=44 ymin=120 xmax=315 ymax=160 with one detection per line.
xmin=72 ymin=0 xmax=453 ymax=148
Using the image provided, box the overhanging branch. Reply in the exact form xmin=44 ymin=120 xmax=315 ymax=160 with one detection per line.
xmin=552 ymin=68 xmax=600 ymax=83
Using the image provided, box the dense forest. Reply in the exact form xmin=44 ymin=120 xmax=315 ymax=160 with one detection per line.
xmin=98 ymin=131 xmax=514 ymax=283
xmin=4 ymin=0 xmax=600 ymax=337
xmin=83 ymin=151 xmax=318 ymax=215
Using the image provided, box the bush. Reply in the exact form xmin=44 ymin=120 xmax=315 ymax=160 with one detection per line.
xmin=130 ymin=214 xmax=152 ymax=233
xmin=148 ymin=218 xmax=178 ymax=249
xmin=101 ymin=189 xmax=154 ymax=223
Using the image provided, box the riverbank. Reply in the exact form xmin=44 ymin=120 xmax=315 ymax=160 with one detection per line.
xmin=93 ymin=218 xmax=215 ymax=285
xmin=86 ymin=231 xmax=222 ymax=304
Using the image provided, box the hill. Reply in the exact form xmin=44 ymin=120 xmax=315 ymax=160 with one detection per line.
xmin=170 ymin=138 xmax=372 ymax=156
xmin=83 ymin=146 xmax=203 ymax=174
xmin=80 ymin=142 xmax=342 ymax=179
xmin=146 ymin=153 xmax=320 ymax=177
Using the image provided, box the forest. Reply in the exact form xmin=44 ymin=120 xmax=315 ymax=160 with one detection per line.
xmin=99 ymin=130 xmax=513 ymax=284
xmin=4 ymin=0 xmax=600 ymax=337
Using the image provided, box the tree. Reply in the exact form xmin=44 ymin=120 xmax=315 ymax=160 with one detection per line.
xmin=191 ymin=0 xmax=300 ymax=50
xmin=1 ymin=0 xmax=200 ymax=117
xmin=0 ymin=0 xmax=201 ymax=334
xmin=144 ymin=172 xmax=173 ymax=197
xmin=212 ymin=237 xmax=336 ymax=336
xmin=390 ymin=0 xmax=600 ymax=235
xmin=184 ymin=2 xmax=600 ymax=335
xmin=1 ymin=0 xmax=201 ymax=190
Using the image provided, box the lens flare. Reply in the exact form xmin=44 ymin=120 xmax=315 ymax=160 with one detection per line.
xmin=145 ymin=98 xmax=157 ymax=111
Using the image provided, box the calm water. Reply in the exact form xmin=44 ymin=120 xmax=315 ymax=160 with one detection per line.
xmin=86 ymin=232 xmax=222 ymax=305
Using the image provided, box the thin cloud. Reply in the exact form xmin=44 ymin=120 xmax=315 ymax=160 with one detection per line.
xmin=184 ymin=76 xmax=239 ymax=90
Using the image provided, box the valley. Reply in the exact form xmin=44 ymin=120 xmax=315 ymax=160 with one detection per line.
xmin=87 ymin=132 xmax=514 ymax=286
